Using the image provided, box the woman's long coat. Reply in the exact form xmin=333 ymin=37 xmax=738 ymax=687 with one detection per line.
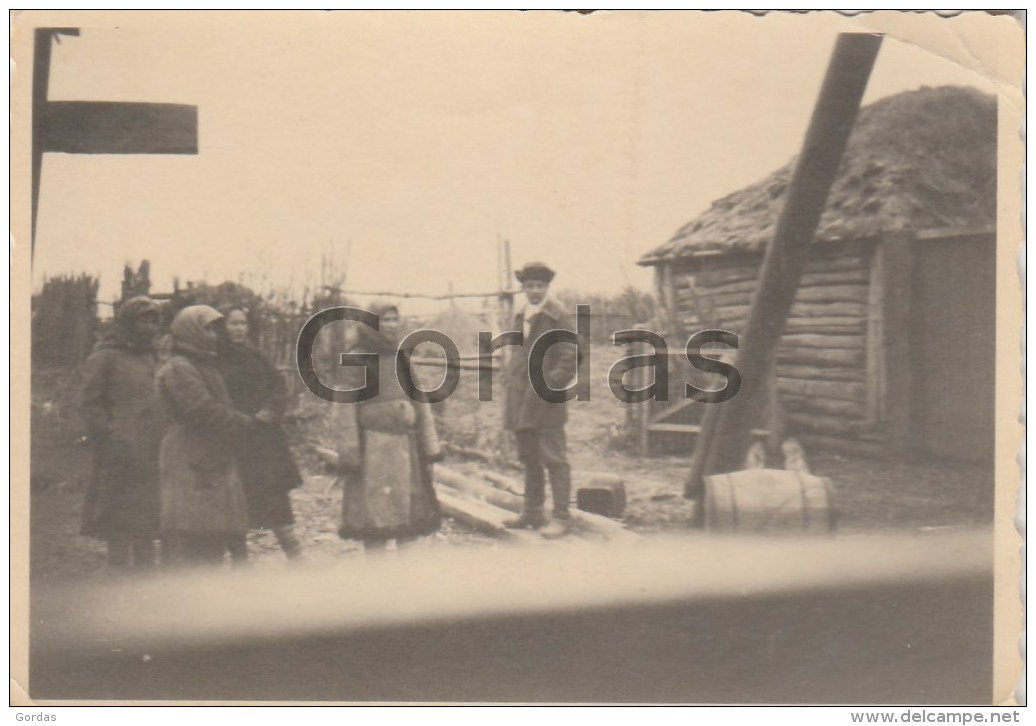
xmin=156 ymin=346 xmax=251 ymax=538
xmin=79 ymin=322 xmax=163 ymax=539
xmin=217 ymin=343 xmax=302 ymax=528
xmin=330 ymin=326 xmax=442 ymax=541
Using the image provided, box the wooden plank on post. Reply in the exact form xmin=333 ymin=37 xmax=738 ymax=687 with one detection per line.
xmin=685 ymin=33 xmax=883 ymax=499
xmin=40 ymin=101 xmax=198 ymax=154
xmin=31 ymin=28 xmax=199 ymax=254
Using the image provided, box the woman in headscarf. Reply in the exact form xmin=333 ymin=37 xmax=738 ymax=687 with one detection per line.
xmin=326 ymin=299 xmax=443 ymax=552
xmin=155 ymin=305 xmax=251 ymax=566
xmin=216 ymin=306 xmax=304 ymax=562
xmin=80 ymin=296 xmax=163 ymax=570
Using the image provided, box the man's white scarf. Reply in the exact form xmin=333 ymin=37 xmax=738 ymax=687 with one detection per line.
xmin=519 ymin=296 xmax=553 ymax=339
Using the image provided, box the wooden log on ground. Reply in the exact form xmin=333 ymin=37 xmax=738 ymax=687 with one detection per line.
xmin=436 ymin=466 xmax=523 ymax=513
xmin=311 ymin=445 xmax=340 ymax=467
xmin=436 ymin=486 xmax=541 ymax=544
xmin=482 ymin=470 xmax=524 ymax=497
xmin=443 ymin=443 xmax=496 ymax=463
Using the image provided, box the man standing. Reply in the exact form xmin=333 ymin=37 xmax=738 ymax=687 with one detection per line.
xmin=502 ymin=262 xmax=578 ymax=538
xmin=80 ymin=296 xmax=163 ymax=570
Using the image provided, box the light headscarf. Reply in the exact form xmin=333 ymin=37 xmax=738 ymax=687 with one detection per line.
xmin=170 ymin=305 xmax=224 ymax=357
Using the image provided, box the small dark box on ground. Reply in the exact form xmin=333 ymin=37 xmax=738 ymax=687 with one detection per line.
xmin=576 ymin=474 xmax=627 ymax=519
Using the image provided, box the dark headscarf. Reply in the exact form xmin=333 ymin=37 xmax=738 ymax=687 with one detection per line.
xmin=353 ymin=298 xmax=401 ymax=354
xmin=170 ymin=305 xmax=223 ymax=358
xmin=215 ymin=306 xmax=286 ymax=417
xmin=99 ymin=296 xmax=159 ymax=352
xmin=216 ymin=305 xmax=251 ymax=354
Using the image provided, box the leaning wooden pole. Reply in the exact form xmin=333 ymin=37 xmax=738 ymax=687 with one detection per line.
xmin=685 ymin=33 xmax=883 ymax=500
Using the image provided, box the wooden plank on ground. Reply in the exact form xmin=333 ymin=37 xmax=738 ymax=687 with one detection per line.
xmin=436 ymin=486 xmax=542 ymax=545
xmin=437 ymin=466 xmax=523 ymax=513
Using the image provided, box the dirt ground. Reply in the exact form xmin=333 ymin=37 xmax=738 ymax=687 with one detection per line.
xmin=28 ymin=347 xmax=995 ymax=581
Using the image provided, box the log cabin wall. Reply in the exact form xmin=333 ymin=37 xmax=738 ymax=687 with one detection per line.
xmin=665 ymin=238 xmax=880 ymax=440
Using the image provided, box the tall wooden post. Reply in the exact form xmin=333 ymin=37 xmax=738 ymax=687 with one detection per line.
xmin=32 ymin=28 xmax=79 ymax=248
xmin=31 ymin=27 xmax=198 ymax=255
xmin=686 ymin=33 xmax=883 ymax=499
xmin=496 ymin=238 xmax=515 ymax=330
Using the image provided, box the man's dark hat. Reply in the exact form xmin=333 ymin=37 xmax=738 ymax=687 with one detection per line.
xmin=515 ymin=261 xmax=555 ymax=284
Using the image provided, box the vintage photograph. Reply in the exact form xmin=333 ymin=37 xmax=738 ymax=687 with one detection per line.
xmin=10 ymin=10 xmax=1024 ymax=707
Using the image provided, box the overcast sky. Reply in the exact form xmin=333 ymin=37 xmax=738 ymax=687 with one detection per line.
xmin=22 ymin=11 xmax=1005 ymax=311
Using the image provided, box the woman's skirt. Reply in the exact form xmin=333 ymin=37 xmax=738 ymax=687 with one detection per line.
xmin=338 ymin=428 xmax=440 ymax=541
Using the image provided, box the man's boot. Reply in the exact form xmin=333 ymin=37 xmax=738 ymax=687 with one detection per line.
xmin=227 ymin=535 xmax=250 ymax=569
xmin=541 ymin=464 xmax=572 ymax=539
xmin=505 ymin=457 xmax=546 ymax=529
xmin=503 ymin=509 xmax=545 ymax=529
xmin=540 ymin=515 xmax=570 ymax=539
xmin=274 ymin=525 xmax=305 ymax=561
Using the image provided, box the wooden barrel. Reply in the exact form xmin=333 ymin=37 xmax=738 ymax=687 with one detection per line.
xmin=704 ymin=469 xmax=836 ymax=534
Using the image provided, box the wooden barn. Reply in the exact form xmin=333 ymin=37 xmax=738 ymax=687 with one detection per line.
xmin=636 ymin=86 xmax=997 ymax=462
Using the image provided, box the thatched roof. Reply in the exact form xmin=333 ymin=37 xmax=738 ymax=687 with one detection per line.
xmin=639 ymin=86 xmax=997 ymax=265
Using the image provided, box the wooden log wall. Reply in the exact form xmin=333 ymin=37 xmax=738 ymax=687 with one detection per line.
xmin=670 ymin=249 xmax=874 ymax=435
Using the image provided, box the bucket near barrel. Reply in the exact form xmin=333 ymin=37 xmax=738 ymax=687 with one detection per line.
xmin=703 ymin=469 xmax=836 ymax=534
